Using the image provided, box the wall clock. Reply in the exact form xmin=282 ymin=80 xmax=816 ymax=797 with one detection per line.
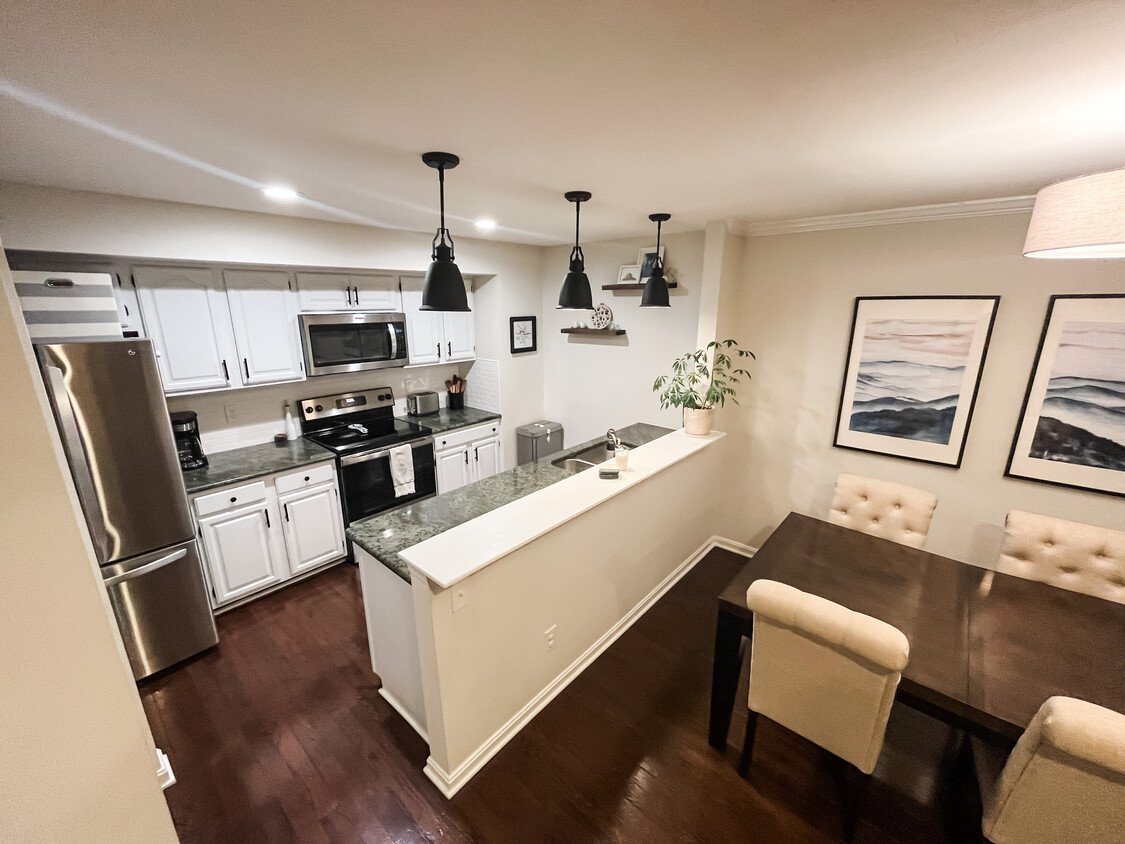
xmin=510 ymin=316 xmax=537 ymax=354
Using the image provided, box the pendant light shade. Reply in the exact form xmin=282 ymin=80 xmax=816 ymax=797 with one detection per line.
xmin=557 ymin=191 xmax=594 ymax=310
xmin=1023 ymin=167 xmax=1125 ymax=259
xmin=640 ymin=213 xmax=671 ymax=308
xmin=419 ymin=151 xmax=470 ymax=312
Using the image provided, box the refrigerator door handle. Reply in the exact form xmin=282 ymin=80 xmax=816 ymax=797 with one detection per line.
xmin=43 ymin=364 xmax=111 ymax=561
xmin=102 ymin=547 xmax=187 ymax=588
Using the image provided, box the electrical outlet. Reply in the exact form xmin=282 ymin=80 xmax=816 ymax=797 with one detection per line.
xmin=545 ymin=625 xmax=557 ymax=651
xmin=224 ymin=404 xmax=239 ymax=424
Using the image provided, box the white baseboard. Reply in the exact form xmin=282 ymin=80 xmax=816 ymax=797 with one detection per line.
xmin=155 ymin=748 xmax=176 ymax=790
xmin=378 ymin=686 xmax=429 ymax=743
xmin=422 ymin=534 xmax=754 ymax=798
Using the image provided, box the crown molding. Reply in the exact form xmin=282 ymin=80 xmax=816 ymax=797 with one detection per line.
xmin=730 ymin=195 xmax=1036 ymax=237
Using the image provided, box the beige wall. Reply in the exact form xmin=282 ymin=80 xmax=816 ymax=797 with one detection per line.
xmin=0 ymin=242 xmax=177 ymax=842
xmin=540 ymin=230 xmax=705 ymax=445
xmin=718 ymin=212 xmax=1123 ymax=567
xmin=0 ymin=183 xmax=545 ymax=468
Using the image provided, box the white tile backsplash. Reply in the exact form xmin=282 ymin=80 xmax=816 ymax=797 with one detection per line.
xmin=466 ymin=359 xmax=501 ymax=413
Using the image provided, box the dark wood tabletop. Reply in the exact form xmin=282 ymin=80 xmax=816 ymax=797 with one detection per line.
xmin=711 ymin=512 xmax=1125 ymax=746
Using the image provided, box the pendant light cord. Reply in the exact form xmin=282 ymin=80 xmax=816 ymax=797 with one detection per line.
xmin=433 ymin=164 xmax=455 ymax=259
xmin=570 ymin=197 xmax=584 ymax=264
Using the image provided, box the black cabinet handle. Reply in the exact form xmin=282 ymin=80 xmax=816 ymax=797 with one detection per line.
xmin=304 ymin=475 xmax=310 ymax=482
xmin=448 ymin=341 xmax=452 ymax=357
xmin=243 ymin=358 xmax=250 ymax=379
xmin=264 ymin=509 xmax=271 ymax=528
xmin=464 ymin=450 xmax=468 ymax=465
xmin=346 ymin=286 xmax=352 ymax=305
xmin=474 ymin=447 xmax=479 ymax=462
xmin=436 ymin=343 xmax=441 ymax=358
xmin=221 ymin=359 xmax=229 ymax=381
xmin=283 ymin=503 xmax=290 ymax=522
xmin=230 ymin=496 xmax=237 ymax=503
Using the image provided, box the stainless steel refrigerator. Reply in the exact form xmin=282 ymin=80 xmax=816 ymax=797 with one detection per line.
xmin=37 ymin=340 xmax=218 ymax=680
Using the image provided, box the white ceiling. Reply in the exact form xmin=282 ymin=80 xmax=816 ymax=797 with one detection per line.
xmin=2 ymin=0 xmax=1124 ymax=245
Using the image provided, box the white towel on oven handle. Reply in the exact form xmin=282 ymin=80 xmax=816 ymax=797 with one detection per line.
xmin=389 ymin=444 xmax=415 ymax=497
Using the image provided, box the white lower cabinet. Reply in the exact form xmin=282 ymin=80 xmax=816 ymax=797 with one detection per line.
xmin=191 ymin=462 xmax=345 ymax=609
xmin=279 ymin=484 xmax=346 ymax=574
xmin=434 ymin=421 xmax=502 ymax=494
xmin=199 ymin=502 xmax=285 ymax=605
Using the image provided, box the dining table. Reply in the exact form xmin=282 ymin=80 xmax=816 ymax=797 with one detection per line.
xmin=708 ymin=512 xmax=1125 ymax=750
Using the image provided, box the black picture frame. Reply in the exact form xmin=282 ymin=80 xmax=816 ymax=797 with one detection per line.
xmin=832 ymin=295 xmax=1000 ymax=468
xmin=1004 ymin=294 xmax=1125 ymax=498
xmin=510 ymin=315 xmax=537 ymax=354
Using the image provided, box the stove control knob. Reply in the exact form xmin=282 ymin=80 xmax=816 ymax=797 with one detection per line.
xmin=315 ymin=404 xmax=323 ymax=411
xmin=305 ymin=406 xmax=314 ymax=414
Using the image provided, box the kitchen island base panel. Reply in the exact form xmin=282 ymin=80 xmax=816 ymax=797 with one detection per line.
xmin=356 ymin=547 xmax=428 ymax=736
xmin=418 ymin=531 xmax=734 ymax=799
xmin=409 ymin=431 xmax=733 ymax=797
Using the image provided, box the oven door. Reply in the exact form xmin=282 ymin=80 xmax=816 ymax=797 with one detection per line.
xmin=338 ymin=438 xmax=436 ymax=523
xmin=300 ymin=312 xmax=409 ymax=376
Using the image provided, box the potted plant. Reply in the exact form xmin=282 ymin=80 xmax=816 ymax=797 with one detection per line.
xmin=652 ymin=339 xmax=755 ymax=436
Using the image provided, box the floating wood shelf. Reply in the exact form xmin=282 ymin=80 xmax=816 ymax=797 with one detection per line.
xmin=560 ymin=327 xmax=627 ymax=336
xmin=601 ymin=282 xmax=678 ymax=291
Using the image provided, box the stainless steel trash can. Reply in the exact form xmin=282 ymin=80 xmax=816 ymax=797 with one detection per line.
xmin=516 ymin=420 xmax=564 ymax=465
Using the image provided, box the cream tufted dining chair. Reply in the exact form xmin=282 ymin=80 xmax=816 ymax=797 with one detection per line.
xmin=740 ymin=579 xmax=910 ymax=839
xmin=828 ymin=473 xmax=938 ymax=549
xmin=998 ymin=510 xmax=1125 ymax=604
xmin=973 ymin=696 xmax=1125 ymax=843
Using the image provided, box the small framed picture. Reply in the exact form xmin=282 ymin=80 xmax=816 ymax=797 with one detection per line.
xmin=636 ymin=245 xmax=666 ymax=281
xmin=618 ymin=265 xmax=642 ymax=285
xmin=510 ymin=315 xmax=537 ymax=354
xmin=1005 ymin=294 xmax=1125 ymax=497
xmin=833 ymin=295 xmax=1000 ymax=467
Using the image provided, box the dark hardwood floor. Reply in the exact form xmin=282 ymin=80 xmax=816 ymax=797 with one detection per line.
xmin=140 ymin=549 xmax=984 ymax=843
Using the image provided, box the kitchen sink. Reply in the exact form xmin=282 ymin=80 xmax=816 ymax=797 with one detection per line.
xmin=552 ymin=442 xmax=638 ymax=475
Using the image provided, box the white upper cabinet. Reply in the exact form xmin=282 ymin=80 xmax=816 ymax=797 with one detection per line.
xmin=223 ymin=270 xmax=304 ymax=386
xmin=296 ymin=272 xmax=401 ymax=312
xmin=401 ymin=275 xmax=475 ymax=366
xmin=353 ymin=274 xmax=402 ymax=311
xmin=443 ymin=288 xmax=476 ymax=362
xmin=133 ymin=266 xmax=239 ymax=393
xmin=400 ymin=276 xmax=444 ymax=365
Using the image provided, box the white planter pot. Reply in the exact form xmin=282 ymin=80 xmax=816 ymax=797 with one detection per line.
xmin=683 ymin=407 xmax=715 ymax=437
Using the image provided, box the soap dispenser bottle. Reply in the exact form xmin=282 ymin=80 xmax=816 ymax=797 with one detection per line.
xmin=284 ymin=400 xmax=299 ymax=441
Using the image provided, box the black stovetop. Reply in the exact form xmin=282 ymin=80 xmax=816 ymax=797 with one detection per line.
xmin=304 ymin=415 xmax=431 ymax=455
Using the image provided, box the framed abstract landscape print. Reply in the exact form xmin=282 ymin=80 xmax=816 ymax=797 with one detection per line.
xmin=1006 ymin=294 xmax=1125 ymax=497
xmin=834 ymin=296 xmax=1000 ymax=467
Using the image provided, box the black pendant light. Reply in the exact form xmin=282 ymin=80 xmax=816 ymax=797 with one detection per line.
xmin=419 ymin=151 xmax=470 ymax=312
xmin=557 ymin=191 xmax=594 ymax=310
xmin=640 ymin=213 xmax=671 ymax=308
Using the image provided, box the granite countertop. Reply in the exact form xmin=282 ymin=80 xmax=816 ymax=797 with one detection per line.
xmin=346 ymin=421 xmax=672 ymax=582
xmin=182 ymin=439 xmax=335 ymax=494
xmin=406 ymin=406 xmax=502 ymax=436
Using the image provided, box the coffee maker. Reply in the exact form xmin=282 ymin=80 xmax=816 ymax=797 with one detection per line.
xmin=170 ymin=411 xmax=208 ymax=470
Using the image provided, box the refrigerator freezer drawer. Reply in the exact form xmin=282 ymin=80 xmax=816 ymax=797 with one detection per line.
xmin=102 ymin=539 xmax=218 ymax=680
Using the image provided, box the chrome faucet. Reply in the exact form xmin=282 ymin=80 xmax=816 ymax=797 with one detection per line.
xmin=606 ymin=428 xmax=622 ymax=452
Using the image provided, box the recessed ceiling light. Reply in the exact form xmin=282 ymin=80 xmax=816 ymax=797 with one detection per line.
xmin=474 ymin=218 xmax=497 ymax=231
xmin=261 ymin=184 xmax=299 ymax=201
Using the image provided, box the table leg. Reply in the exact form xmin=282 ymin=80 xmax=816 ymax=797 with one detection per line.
xmin=709 ymin=608 xmax=746 ymax=749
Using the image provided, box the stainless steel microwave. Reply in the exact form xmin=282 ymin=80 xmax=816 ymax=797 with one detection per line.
xmin=299 ymin=312 xmax=408 ymax=376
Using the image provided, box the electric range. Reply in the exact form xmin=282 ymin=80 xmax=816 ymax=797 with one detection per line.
xmin=300 ymin=387 xmax=437 ymax=526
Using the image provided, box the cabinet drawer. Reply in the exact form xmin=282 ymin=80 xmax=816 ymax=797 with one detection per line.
xmin=433 ymin=421 xmax=501 ymax=452
xmin=194 ymin=480 xmax=267 ymax=518
xmin=274 ymin=461 xmax=336 ymax=495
